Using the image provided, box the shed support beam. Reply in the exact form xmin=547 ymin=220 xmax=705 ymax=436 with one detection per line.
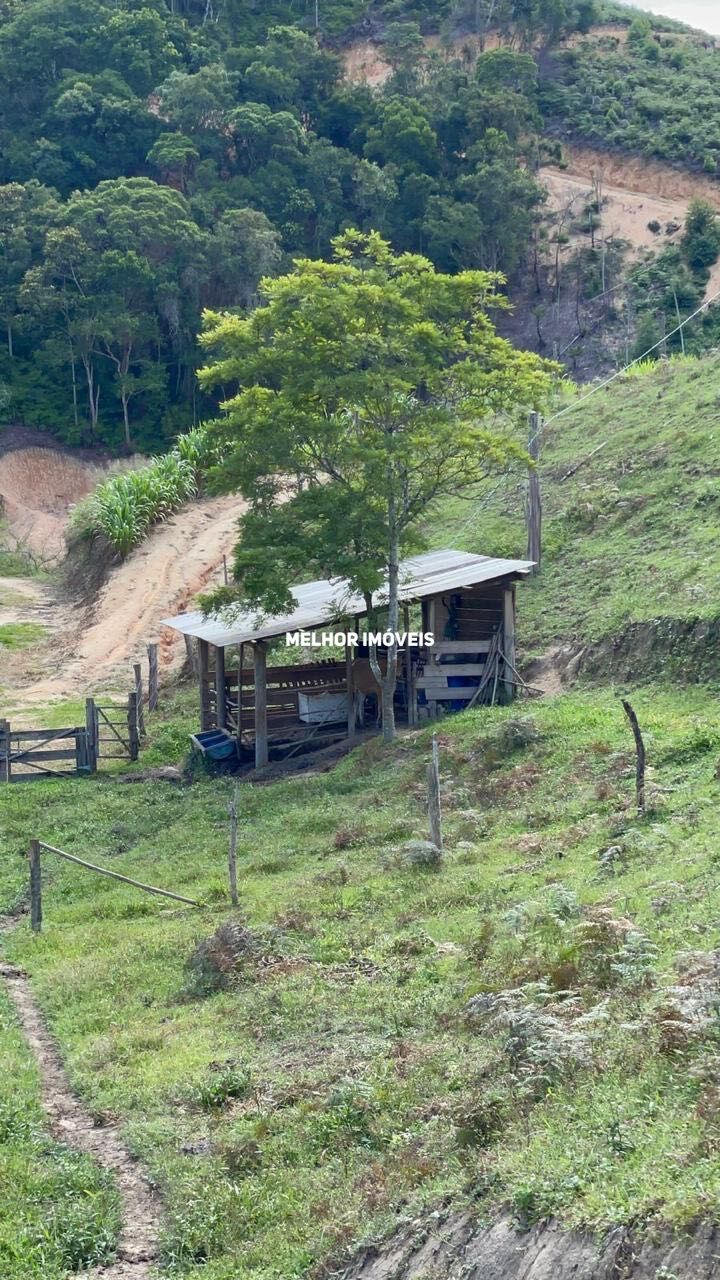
xmin=254 ymin=641 xmax=268 ymax=769
xmin=502 ymin=585 xmax=516 ymax=702
xmin=215 ymin=644 xmax=227 ymax=730
xmin=199 ymin=639 xmax=212 ymax=730
xmin=346 ymin=642 xmax=356 ymax=741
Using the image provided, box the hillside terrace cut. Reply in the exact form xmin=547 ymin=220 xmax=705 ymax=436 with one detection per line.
xmin=161 ymin=549 xmax=533 ymax=767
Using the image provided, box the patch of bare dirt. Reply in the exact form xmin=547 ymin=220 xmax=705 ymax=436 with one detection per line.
xmin=0 ymin=963 xmax=160 ymax=1278
xmin=557 ymin=143 xmax=720 ymax=204
xmin=15 ymin=493 xmax=244 ymax=706
xmin=523 ymin=645 xmax=584 ymax=695
xmin=342 ymin=24 xmax=631 ymax=86
xmin=0 ymin=446 xmax=113 ymax=561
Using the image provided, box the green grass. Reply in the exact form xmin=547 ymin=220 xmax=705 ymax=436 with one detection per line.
xmin=0 ymin=988 xmax=120 ymax=1277
xmin=431 ymin=352 xmax=720 ymax=665
xmin=0 ymin=622 xmax=45 ymax=649
xmin=4 ymin=682 xmax=720 ymax=1273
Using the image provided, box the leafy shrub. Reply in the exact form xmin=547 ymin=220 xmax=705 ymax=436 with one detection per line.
xmin=185 ymin=920 xmax=258 ymax=995
xmin=189 ymin=1059 xmax=253 ymax=1111
xmin=454 ymin=1090 xmax=510 ymax=1149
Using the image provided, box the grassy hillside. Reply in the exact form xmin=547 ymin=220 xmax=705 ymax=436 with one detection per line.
xmin=3 ymin=679 xmax=720 ymax=1274
xmin=433 ymin=353 xmax=720 ymax=669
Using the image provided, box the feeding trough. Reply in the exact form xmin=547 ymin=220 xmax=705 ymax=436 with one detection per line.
xmin=189 ymin=728 xmax=238 ymax=762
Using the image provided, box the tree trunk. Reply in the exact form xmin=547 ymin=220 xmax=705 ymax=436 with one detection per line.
xmin=381 ymin=495 xmax=399 ymax=742
xmin=121 ymin=391 xmax=131 ymax=449
xmin=365 ymin=501 xmax=400 ymax=743
xmin=69 ymin=341 xmax=79 ymax=430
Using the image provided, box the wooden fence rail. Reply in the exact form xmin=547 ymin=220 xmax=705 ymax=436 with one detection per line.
xmin=28 ymin=840 xmax=201 ymax=931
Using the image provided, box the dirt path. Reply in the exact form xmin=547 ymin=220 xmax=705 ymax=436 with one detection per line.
xmin=0 ymin=962 xmax=160 ymax=1278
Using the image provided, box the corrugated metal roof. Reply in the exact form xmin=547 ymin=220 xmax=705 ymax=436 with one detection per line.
xmin=160 ymin=549 xmax=534 ymax=647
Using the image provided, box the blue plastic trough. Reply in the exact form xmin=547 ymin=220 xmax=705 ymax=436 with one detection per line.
xmin=189 ymin=728 xmax=238 ymax=761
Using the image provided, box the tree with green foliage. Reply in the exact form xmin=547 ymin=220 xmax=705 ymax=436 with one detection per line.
xmin=682 ymin=199 xmax=720 ymax=274
xmin=199 ymin=230 xmax=556 ymax=739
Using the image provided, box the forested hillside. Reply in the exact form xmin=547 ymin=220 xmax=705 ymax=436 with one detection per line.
xmin=0 ymin=0 xmax=717 ymax=453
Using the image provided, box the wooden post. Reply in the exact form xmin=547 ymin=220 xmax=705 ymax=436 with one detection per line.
xmin=0 ymin=719 xmax=10 ymax=783
xmin=403 ymin=604 xmax=415 ymax=726
xmin=147 ymin=642 xmax=159 ymax=711
xmin=254 ymin=641 xmax=268 ymax=769
xmin=427 ymin=599 xmax=438 ymax=720
xmin=427 ymin=733 xmax=443 ymax=852
xmin=345 ymin=641 xmax=356 ymax=741
xmin=622 ymin=699 xmax=646 ymax=816
xmin=184 ymin=633 xmax=199 ymax=678
xmin=236 ymin=643 xmax=244 ymax=744
xmin=29 ymin=840 xmax=42 ymax=933
xmin=133 ymin=663 xmax=146 ymax=738
xmin=85 ymin=698 xmax=98 ymax=773
xmin=198 ymin=639 xmax=211 ymax=730
xmin=223 ymin=554 xmax=229 ymax=586
xmin=502 ymin=585 xmax=516 ymax=701
xmin=127 ymin=691 xmax=140 ymax=761
xmin=228 ymin=781 xmax=239 ymax=907
xmin=215 ymin=644 xmax=227 ymax=730
xmin=527 ymin=410 xmax=542 ymax=570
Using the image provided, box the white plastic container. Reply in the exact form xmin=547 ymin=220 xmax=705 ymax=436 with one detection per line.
xmin=298 ymin=691 xmax=349 ymax=725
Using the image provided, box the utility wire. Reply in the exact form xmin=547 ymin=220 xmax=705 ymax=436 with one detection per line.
xmin=448 ymin=283 xmax=720 ymax=548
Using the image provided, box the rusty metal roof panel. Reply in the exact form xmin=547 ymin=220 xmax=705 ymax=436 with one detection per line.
xmin=160 ymin=549 xmax=533 ymax=647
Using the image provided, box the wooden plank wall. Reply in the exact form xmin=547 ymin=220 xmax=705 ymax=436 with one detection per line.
xmin=210 ymin=659 xmax=347 ymax=735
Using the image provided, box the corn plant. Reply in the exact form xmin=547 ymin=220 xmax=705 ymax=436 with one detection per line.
xmin=69 ymin=428 xmax=209 ymax=559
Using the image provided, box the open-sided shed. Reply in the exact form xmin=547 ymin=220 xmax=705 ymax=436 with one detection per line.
xmin=161 ymin=549 xmax=533 ymax=766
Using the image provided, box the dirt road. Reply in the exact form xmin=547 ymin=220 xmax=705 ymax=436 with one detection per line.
xmin=3 ymin=493 xmax=245 ymax=713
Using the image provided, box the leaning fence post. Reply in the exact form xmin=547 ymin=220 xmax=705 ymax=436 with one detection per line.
xmin=0 ymin=719 xmax=10 ymax=783
xmin=622 ymin=698 xmax=646 ymax=816
xmin=147 ymin=642 xmax=159 ymax=712
xmin=228 ymin=781 xmax=240 ymax=907
xmin=29 ymin=840 xmax=42 ymax=933
xmin=427 ymin=732 xmax=443 ymax=852
xmin=133 ymin=664 xmax=146 ymax=739
xmin=127 ymin=691 xmax=140 ymax=761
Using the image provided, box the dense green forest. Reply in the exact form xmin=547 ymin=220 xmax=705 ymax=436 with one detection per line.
xmin=0 ymin=0 xmax=717 ymax=452
xmin=544 ymin=15 xmax=720 ymax=173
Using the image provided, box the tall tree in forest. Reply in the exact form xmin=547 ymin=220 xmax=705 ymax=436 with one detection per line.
xmin=199 ymin=230 xmax=556 ymax=740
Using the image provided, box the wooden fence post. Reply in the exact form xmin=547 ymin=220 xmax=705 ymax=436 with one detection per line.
xmin=427 ymin=733 xmax=443 ymax=852
xmin=527 ymin=410 xmax=542 ymax=570
xmin=29 ymin=840 xmax=42 ymax=933
xmin=0 ymin=719 xmax=10 ymax=783
xmin=228 ymin=782 xmax=239 ymax=907
xmin=147 ymin=643 xmax=159 ymax=712
xmin=127 ymin=691 xmax=140 ymax=761
xmin=199 ymin=640 xmax=212 ymax=730
xmin=622 ymin=699 xmax=646 ymax=816
xmin=85 ymin=698 xmax=98 ymax=773
xmin=133 ymin=664 xmax=146 ymax=739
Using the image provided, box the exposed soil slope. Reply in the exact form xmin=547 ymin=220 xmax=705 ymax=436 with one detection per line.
xmin=339 ymin=1209 xmax=720 ymax=1279
xmin=0 ymin=446 xmax=108 ymax=561
xmin=1 ymin=962 xmax=160 ymax=1278
xmin=17 ymin=492 xmax=244 ymax=705
xmin=342 ymin=25 xmax=630 ymax=86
